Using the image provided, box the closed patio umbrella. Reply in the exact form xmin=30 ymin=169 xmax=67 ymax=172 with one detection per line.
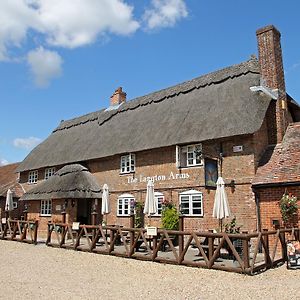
xmin=213 ymin=177 xmax=231 ymax=231
xmin=143 ymin=180 xmax=157 ymax=216
xmin=5 ymin=189 xmax=14 ymax=220
xmin=5 ymin=189 xmax=14 ymax=212
xmin=101 ymin=184 xmax=110 ymax=227
xmin=101 ymin=184 xmax=110 ymax=215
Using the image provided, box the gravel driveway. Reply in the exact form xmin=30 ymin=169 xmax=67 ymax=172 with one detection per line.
xmin=0 ymin=240 xmax=299 ymax=299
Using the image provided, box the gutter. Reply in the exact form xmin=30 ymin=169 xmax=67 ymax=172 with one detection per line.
xmin=252 ymin=181 xmax=300 ymax=189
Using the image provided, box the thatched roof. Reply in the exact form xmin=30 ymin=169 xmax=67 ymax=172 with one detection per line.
xmin=0 ymin=163 xmax=24 ymax=198
xmin=253 ymin=122 xmax=300 ymax=186
xmin=20 ymin=164 xmax=102 ymax=200
xmin=17 ymin=58 xmax=279 ymax=172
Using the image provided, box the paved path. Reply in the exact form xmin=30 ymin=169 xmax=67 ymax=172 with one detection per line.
xmin=0 ymin=240 xmax=299 ymax=299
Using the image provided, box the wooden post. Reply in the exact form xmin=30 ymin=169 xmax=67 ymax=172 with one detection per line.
xmin=23 ymin=206 xmax=28 ymax=221
xmin=207 ymin=230 xmax=214 ymax=260
xmin=129 ymin=214 xmax=135 ymax=246
xmin=33 ymin=220 xmax=38 ymax=244
xmin=110 ymin=228 xmax=115 ymax=251
xmin=242 ymin=238 xmax=250 ymax=269
xmin=279 ymin=230 xmax=287 ymax=260
xmin=91 ymin=211 xmax=97 ymax=225
xmin=179 ymin=216 xmax=184 ymax=256
xmin=262 ymin=229 xmax=271 ymax=267
xmin=241 ymin=231 xmax=250 ymax=269
xmin=61 ymin=211 xmax=66 ymax=224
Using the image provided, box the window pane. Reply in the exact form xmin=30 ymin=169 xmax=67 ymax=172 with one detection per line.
xmin=156 ymin=196 xmax=163 ymax=215
xmin=193 ymin=208 xmax=202 ymax=215
xmin=180 ymin=195 xmax=190 ymax=215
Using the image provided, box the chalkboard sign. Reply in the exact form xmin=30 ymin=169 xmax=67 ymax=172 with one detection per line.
xmin=287 ymin=240 xmax=300 ymax=269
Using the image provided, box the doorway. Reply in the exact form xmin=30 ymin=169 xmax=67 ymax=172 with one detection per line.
xmin=77 ymin=199 xmax=92 ymax=224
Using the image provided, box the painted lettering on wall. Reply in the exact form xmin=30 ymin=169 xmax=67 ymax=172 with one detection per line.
xmin=127 ymin=172 xmax=190 ymax=184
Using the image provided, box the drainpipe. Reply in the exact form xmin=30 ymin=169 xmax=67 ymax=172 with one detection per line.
xmin=253 ymin=188 xmax=262 ymax=232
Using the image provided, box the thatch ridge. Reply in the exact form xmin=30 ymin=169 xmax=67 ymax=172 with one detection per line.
xmin=17 ymin=58 xmax=273 ymax=172
xmin=20 ymin=164 xmax=102 ymax=200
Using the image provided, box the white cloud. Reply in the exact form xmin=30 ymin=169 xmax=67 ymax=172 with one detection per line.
xmin=36 ymin=0 xmax=140 ymax=48
xmin=0 ymin=0 xmax=139 ymax=59
xmin=0 ymin=0 xmax=40 ymax=60
xmin=0 ymin=158 xmax=9 ymax=166
xmin=13 ymin=137 xmax=42 ymax=150
xmin=27 ymin=47 xmax=63 ymax=87
xmin=143 ymin=0 xmax=188 ymax=30
xmin=0 ymin=1 xmax=188 ymax=85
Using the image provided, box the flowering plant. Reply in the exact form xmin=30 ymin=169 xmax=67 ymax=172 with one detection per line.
xmin=224 ymin=217 xmax=241 ymax=234
xmin=162 ymin=198 xmax=173 ymax=209
xmin=279 ymin=193 xmax=298 ymax=223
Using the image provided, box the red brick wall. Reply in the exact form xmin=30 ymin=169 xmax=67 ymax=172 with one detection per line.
xmin=88 ymin=135 xmax=258 ymax=232
xmin=256 ymin=186 xmax=300 ymax=230
xmin=27 ymin=199 xmax=78 ymax=237
xmin=0 ymin=197 xmax=25 ymax=220
xmin=20 ymin=132 xmax=269 ymax=234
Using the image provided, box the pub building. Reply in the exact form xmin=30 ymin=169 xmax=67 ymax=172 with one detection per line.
xmin=18 ymin=25 xmax=300 ymax=235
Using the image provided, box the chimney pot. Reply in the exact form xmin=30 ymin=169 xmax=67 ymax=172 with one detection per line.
xmin=110 ymin=87 xmax=126 ymax=106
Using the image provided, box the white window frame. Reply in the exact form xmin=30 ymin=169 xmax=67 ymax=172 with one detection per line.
xmin=28 ymin=170 xmax=38 ymax=184
xmin=45 ymin=167 xmax=55 ymax=180
xmin=176 ymin=144 xmax=203 ymax=168
xmin=120 ymin=153 xmax=135 ymax=174
xmin=179 ymin=190 xmax=203 ymax=216
xmin=153 ymin=192 xmax=164 ymax=216
xmin=40 ymin=199 xmax=52 ymax=216
xmin=117 ymin=194 xmax=134 ymax=216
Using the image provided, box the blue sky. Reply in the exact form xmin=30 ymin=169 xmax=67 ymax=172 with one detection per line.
xmin=1 ymin=0 xmax=300 ymax=165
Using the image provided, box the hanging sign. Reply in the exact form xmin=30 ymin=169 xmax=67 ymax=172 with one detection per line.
xmin=204 ymin=158 xmax=218 ymax=189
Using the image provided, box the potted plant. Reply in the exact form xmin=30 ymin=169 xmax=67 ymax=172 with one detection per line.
xmin=224 ymin=217 xmax=242 ymax=258
xmin=279 ymin=192 xmax=298 ymax=227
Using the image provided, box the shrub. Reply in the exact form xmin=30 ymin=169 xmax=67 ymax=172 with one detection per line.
xmin=134 ymin=201 xmax=144 ymax=228
xmin=161 ymin=202 xmax=179 ymax=230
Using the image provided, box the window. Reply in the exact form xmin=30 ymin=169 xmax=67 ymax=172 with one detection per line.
xmin=13 ymin=200 xmax=18 ymax=209
xmin=153 ymin=192 xmax=164 ymax=216
xmin=45 ymin=167 xmax=55 ymax=180
xmin=179 ymin=190 xmax=203 ymax=216
xmin=118 ymin=194 xmax=134 ymax=216
xmin=41 ymin=199 xmax=52 ymax=216
xmin=28 ymin=170 xmax=38 ymax=184
xmin=120 ymin=153 xmax=135 ymax=174
xmin=176 ymin=144 xmax=202 ymax=168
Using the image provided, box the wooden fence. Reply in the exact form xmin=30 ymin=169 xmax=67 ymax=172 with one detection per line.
xmin=0 ymin=219 xmax=39 ymax=244
xmin=45 ymin=223 xmax=300 ymax=275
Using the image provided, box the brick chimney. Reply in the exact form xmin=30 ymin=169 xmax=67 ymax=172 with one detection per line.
xmin=256 ymin=25 xmax=288 ymax=143
xmin=110 ymin=87 xmax=126 ymax=106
